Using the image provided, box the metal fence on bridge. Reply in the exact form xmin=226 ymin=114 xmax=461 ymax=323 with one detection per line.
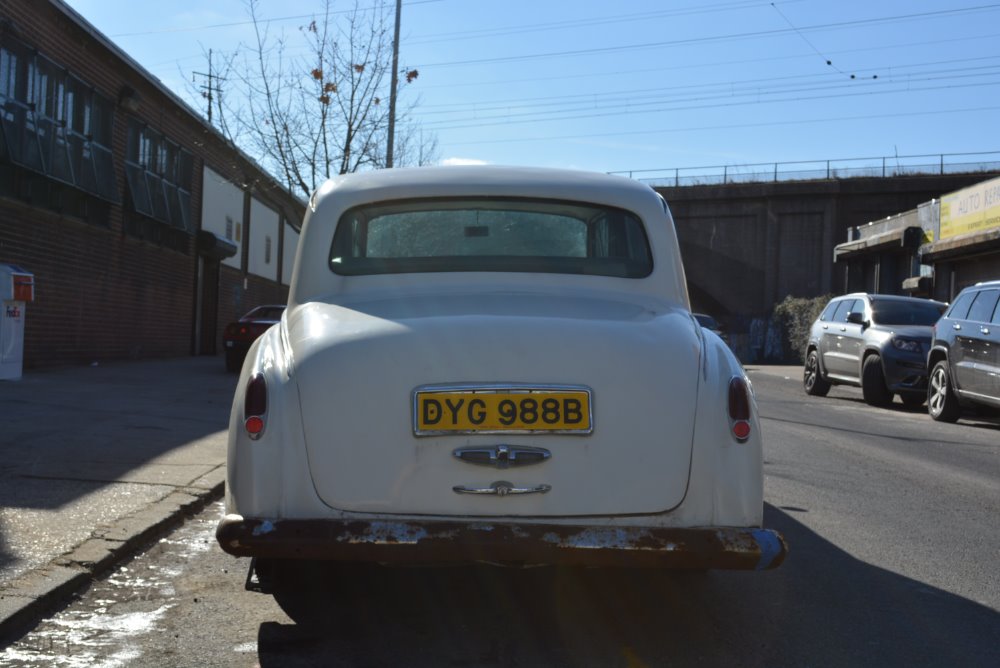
xmin=609 ymin=151 xmax=1000 ymax=187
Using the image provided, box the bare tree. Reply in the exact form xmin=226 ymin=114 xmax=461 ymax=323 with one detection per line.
xmin=210 ymin=0 xmax=435 ymax=199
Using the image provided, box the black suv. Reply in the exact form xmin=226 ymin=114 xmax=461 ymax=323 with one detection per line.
xmin=926 ymin=280 xmax=1000 ymax=422
xmin=803 ymin=293 xmax=947 ymax=407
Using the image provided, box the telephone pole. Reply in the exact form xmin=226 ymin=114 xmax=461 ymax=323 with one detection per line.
xmin=193 ymin=49 xmax=225 ymax=124
xmin=385 ymin=0 xmax=401 ymax=168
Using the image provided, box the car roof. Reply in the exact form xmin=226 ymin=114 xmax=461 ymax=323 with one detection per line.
xmin=291 ymin=165 xmax=692 ymax=310
xmin=834 ymin=293 xmax=947 ymax=306
xmin=307 ymin=166 xmax=667 ymax=223
xmin=313 ymin=165 xmax=652 ymax=202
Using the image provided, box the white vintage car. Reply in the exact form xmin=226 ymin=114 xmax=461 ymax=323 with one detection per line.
xmin=216 ymin=166 xmax=786 ymax=621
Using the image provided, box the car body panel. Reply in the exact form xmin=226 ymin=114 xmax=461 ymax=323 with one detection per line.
xmin=218 ymin=166 xmax=783 ymax=571
xmin=951 ymin=288 xmax=1000 ymax=396
xmin=217 ymin=516 xmax=786 ymax=570
xmin=288 ymin=292 xmax=699 ymax=516
xmin=929 ymin=282 xmax=1000 ymax=414
xmin=820 ymin=301 xmax=865 ymax=380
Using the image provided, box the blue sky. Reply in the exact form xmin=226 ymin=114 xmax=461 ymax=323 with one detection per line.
xmin=63 ymin=0 xmax=1000 ymax=176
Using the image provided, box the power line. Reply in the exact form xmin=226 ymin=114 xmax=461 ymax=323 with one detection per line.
xmin=142 ymin=9 xmax=1000 ymax=99
xmin=421 ymin=77 xmax=1000 ymax=131
xmin=414 ymin=55 xmax=1000 ymax=113
xmin=142 ymin=4 xmax=999 ymax=76
xmin=417 ymin=62 xmax=1000 ymax=125
xmin=404 ymin=0 xmax=805 ymax=45
xmin=107 ymin=0 xmax=444 ymax=38
xmin=143 ymin=0 xmax=801 ymax=71
xmin=153 ymin=27 xmax=1000 ymax=112
xmin=768 ymin=1 xmax=855 ymax=77
xmin=444 ymin=105 xmax=1000 ymax=146
xmin=412 ymin=4 xmax=1000 ymax=68
xmin=408 ymin=31 xmax=1000 ymax=94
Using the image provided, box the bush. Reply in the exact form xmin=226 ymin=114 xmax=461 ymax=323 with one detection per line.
xmin=773 ymin=294 xmax=833 ymax=364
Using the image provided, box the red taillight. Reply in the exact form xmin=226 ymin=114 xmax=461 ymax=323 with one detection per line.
xmin=728 ymin=377 xmax=752 ymax=443
xmin=245 ymin=415 xmax=265 ymax=435
xmin=244 ymin=373 xmax=267 ymax=439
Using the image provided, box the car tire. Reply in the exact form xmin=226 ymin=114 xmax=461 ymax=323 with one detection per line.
xmin=225 ymin=350 xmax=241 ymax=373
xmin=803 ymin=350 xmax=831 ymax=396
xmin=928 ymin=360 xmax=961 ymax=422
xmin=861 ymin=355 xmax=893 ymax=407
xmin=900 ymin=393 xmax=925 ymax=408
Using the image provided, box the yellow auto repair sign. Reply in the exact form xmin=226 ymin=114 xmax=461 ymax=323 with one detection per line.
xmin=940 ymin=176 xmax=1000 ymax=240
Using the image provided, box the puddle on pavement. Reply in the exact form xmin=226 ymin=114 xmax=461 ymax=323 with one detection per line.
xmin=0 ymin=502 xmax=222 ymax=667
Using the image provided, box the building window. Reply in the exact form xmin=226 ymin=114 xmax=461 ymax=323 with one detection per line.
xmin=124 ymin=118 xmax=194 ymax=232
xmin=0 ymin=36 xmax=119 ymax=207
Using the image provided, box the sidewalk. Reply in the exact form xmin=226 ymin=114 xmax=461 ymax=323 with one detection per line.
xmin=0 ymin=356 xmax=235 ymax=642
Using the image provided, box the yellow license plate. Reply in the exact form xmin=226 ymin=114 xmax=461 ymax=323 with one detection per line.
xmin=414 ymin=386 xmax=592 ymax=435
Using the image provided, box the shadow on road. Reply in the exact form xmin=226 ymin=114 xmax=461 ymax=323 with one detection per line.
xmin=0 ymin=357 xmax=235 ymax=582
xmin=254 ymin=505 xmax=1000 ymax=667
xmin=803 ymin=388 xmax=1000 ymax=429
xmin=0 ymin=358 xmax=234 ymax=513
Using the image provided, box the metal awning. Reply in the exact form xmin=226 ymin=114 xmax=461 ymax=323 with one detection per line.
xmin=196 ymin=230 xmax=238 ymax=260
xmin=833 ymin=226 xmax=925 ymax=261
xmin=919 ymin=227 xmax=1000 ymax=262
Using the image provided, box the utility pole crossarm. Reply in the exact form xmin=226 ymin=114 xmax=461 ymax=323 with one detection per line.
xmin=193 ymin=49 xmax=226 ymax=124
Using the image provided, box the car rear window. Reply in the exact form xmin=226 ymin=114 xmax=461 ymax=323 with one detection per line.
xmin=329 ymin=198 xmax=653 ymax=278
xmin=870 ymin=299 xmax=945 ymax=326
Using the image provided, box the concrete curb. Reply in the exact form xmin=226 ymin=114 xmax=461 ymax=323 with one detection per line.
xmin=0 ymin=468 xmax=225 ymax=645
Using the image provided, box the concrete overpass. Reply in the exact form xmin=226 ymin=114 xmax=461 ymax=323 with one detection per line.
xmin=649 ymin=168 xmax=1000 ymax=361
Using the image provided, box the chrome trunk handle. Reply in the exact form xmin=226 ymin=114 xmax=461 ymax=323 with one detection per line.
xmin=453 ymin=481 xmax=552 ymax=496
xmin=453 ymin=444 xmax=551 ymax=468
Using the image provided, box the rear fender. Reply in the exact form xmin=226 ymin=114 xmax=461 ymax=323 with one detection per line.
xmin=687 ymin=333 xmax=763 ymax=527
xmin=225 ymin=323 xmax=320 ymax=518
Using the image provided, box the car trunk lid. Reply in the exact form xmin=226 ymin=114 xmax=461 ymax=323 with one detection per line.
xmin=289 ymin=291 xmax=701 ymax=517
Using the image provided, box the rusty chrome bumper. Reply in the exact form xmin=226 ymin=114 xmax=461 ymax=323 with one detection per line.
xmin=217 ymin=515 xmax=787 ymax=571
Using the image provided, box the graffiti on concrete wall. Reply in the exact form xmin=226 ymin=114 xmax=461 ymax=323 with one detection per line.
xmin=730 ymin=317 xmax=786 ymax=364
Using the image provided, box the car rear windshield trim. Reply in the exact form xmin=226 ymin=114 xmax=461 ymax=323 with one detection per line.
xmin=329 ymin=197 xmax=654 ymax=278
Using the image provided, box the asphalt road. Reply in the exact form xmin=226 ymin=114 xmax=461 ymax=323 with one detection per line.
xmin=2 ymin=369 xmax=998 ymax=667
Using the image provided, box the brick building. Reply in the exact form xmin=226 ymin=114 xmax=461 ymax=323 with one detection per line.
xmin=0 ymin=0 xmax=304 ymax=369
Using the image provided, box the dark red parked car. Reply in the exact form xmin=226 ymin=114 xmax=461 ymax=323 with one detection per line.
xmin=223 ymin=305 xmax=286 ymax=372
